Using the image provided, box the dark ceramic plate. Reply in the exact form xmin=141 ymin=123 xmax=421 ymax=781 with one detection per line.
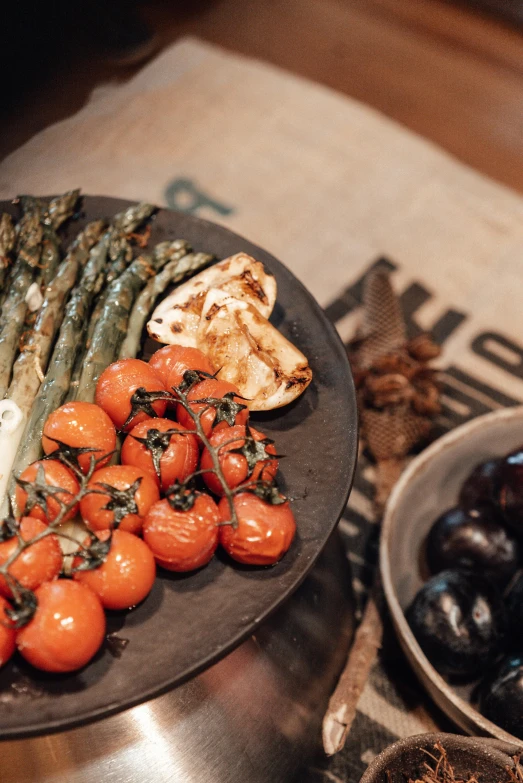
xmin=0 ymin=196 xmax=357 ymax=738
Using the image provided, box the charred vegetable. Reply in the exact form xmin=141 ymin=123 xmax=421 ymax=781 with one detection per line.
xmin=76 ymin=240 xmax=191 ymax=401
xmin=119 ymin=251 xmax=214 ymax=360
xmin=0 ymin=213 xmax=16 ymax=298
xmin=7 ymin=220 xmax=105 ymax=416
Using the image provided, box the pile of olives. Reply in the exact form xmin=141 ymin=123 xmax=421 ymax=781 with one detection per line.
xmin=407 ymin=448 xmax=523 ymax=739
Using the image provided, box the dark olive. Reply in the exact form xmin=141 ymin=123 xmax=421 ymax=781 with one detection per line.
xmin=426 ymin=505 xmax=520 ymax=587
xmin=499 ymin=448 xmax=523 ymax=533
xmin=459 ymin=458 xmax=503 ymax=509
xmin=506 ymin=574 xmax=523 ymax=652
xmin=406 ymin=570 xmax=507 ymax=680
xmin=480 ymin=655 xmax=523 ymax=739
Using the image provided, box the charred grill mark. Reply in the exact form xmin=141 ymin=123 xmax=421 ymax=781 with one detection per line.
xmin=285 ymin=368 xmax=312 ymax=389
xmin=176 ymin=292 xmax=206 ymax=314
xmin=205 ymin=303 xmax=222 ymax=321
xmin=239 ymin=269 xmax=268 ymax=304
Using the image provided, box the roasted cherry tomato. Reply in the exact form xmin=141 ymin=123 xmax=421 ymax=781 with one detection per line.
xmin=80 ymin=464 xmax=160 ymax=534
xmin=73 ymin=529 xmax=156 ymax=610
xmin=42 ymin=401 xmax=117 ymax=474
xmin=149 ymin=344 xmax=215 ymax=389
xmin=16 ymin=580 xmax=106 ymax=673
xmin=0 ymin=595 xmax=16 ymax=669
xmin=0 ymin=517 xmax=63 ymax=598
xmin=121 ymin=418 xmax=199 ymax=492
xmin=143 ymin=494 xmax=219 ymax=572
xmin=200 ymin=424 xmax=278 ymax=496
xmin=15 ymin=460 xmax=80 ymax=524
xmin=176 ymin=378 xmax=249 ymax=438
xmin=95 ymin=358 xmax=168 ymax=432
xmin=219 ymin=492 xmax=296 ymax=566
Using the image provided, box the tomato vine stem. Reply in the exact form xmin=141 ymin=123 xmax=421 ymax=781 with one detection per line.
xmin=0 ymin=370 xmax=283 ymax=628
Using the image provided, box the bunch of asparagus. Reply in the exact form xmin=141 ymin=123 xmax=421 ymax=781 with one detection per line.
xmin=0 ymin=191 xmax=214 ymax=514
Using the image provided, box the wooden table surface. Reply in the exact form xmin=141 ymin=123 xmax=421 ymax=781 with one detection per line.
xmin=3 ymin=0 xmax=523 ymax=194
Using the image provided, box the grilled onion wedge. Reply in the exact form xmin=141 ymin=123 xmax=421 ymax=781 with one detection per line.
xmin=198 ymin=289 xmax=312 ymax=411
xmin=147 ymin=253 xmax=277 ymax=348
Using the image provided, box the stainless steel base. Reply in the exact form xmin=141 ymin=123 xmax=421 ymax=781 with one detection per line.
xmin=1 ymin=532 xmax=355 ymax=783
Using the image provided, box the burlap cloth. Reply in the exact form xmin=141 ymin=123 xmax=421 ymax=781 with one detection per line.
xmin=2 ymin=38 xmax=523 ymax=782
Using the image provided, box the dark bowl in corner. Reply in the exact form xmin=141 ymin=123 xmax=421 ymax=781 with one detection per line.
xmin=359 ymin=733 xmax=522 ymax=783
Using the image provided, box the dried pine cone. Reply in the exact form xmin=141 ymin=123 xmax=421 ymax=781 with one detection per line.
xmin=364 ymin=373 xmax=413 ymax=408
xmin=406 ymin=333 xmax=442 ymax=362
xmin=350 ymin=337 xmax=441 ymax=462
xmin=348 ymin=270 xmax=442 ymax=472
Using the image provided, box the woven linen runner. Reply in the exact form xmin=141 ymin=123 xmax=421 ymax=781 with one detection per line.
xmin=2 ymin=37 xmax=523 ymax=782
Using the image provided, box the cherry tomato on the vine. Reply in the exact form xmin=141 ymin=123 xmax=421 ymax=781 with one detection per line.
xmin=16 ymin=580 xmax=106 ymax=673
xmin=200 ymin=424 xmax=278 ymax=496
xmin=143 ymin=494 xmax=219 ymax=572
xmin=121 ymin=418 xmax=199 ymax=492
xmin=73 ymin=529 xmax=156 ymax=610
xmin=149 ymin=344 xmax=215 ymax=389
xmin=219 ymin=492 xmax=296 ymax=566
xmin=0 ymin=517 xmax=63 ymax=598
xmin=0 ymin=595 xmax=16 ymax=669
xmin=80 ymin=464 xmax=160 ymax=534
xmin=42 ymin=401 xmax=117 ymax=474
xmin=176 ymin=378 xmax=249 ymax=438
xmin=15 ymin=460 xmax=80 ymax=524
xmin=95 ymin=358 xmax=168 ymax=432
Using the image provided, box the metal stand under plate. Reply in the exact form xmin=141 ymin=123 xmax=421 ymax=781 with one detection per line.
xmin=1 ymin=532 xmax=355 ymax=783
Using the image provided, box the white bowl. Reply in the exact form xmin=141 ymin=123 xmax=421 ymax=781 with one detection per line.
xmin=380 ymin=405 xmax=523 ymax=742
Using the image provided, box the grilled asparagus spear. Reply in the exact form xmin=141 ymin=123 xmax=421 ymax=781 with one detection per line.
xmin=76 ymin=239 xmax=191 ymax=402
xmin=9 ymin=233 xmax=112 ymax=488
xmin=0 ymin=192 xmax=80 ymax=397
xmin=46 ymin=189 xmax=81 ymax=232
xmin=85 ymin=203 xmax=156 ymax=348
xmin=0 ymin=202 xmax=43 ymax=398
xmin=1 ymin=200 xmax=43 ymax=310
xmin=38 ymin=189 xmax=81 ymax=288
xmin=9 ymin=202 xmax=156 ymax=472
xmin=0 ymin=213 xmax=16 ymax=296
xmin=119 ymin=252 xmax=214 ymax=360
xmin=7 ymin=220 xmax=106 ymax=416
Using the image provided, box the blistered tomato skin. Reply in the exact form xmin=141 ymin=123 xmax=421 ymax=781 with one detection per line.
xmin=95 ymin=358 xmax=168 ymax=432
xmin=121 ymin=418 xmax=199 ymax=492
xmin=201 ymin=425 xmax=278 ymax=496
xmin=15 ymin=460 xmax=80 ymax=524
xmin=143 ymin=495 xmax=219 ymax=572
xmin=176 ymin=379 xmax=249 ymax=438
xmin=16 ymin=580 xmax=106 ymax=673
xmin=42 ymin=401 xmax=117 ymax=474
xmin=80 ymin=465 xmax=160 ymax=534
xmin=73 ymin=530 xmax=156 ymax=610
xmin=0 ymin=596 xmax=16 ymax=669
xmin=219 ymin=492 xmax=296 ymax=566
xmin=0 ymin=517 xmax=62 ymax=598
xmin=149 ymin=345 xmax=215 ymax=389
